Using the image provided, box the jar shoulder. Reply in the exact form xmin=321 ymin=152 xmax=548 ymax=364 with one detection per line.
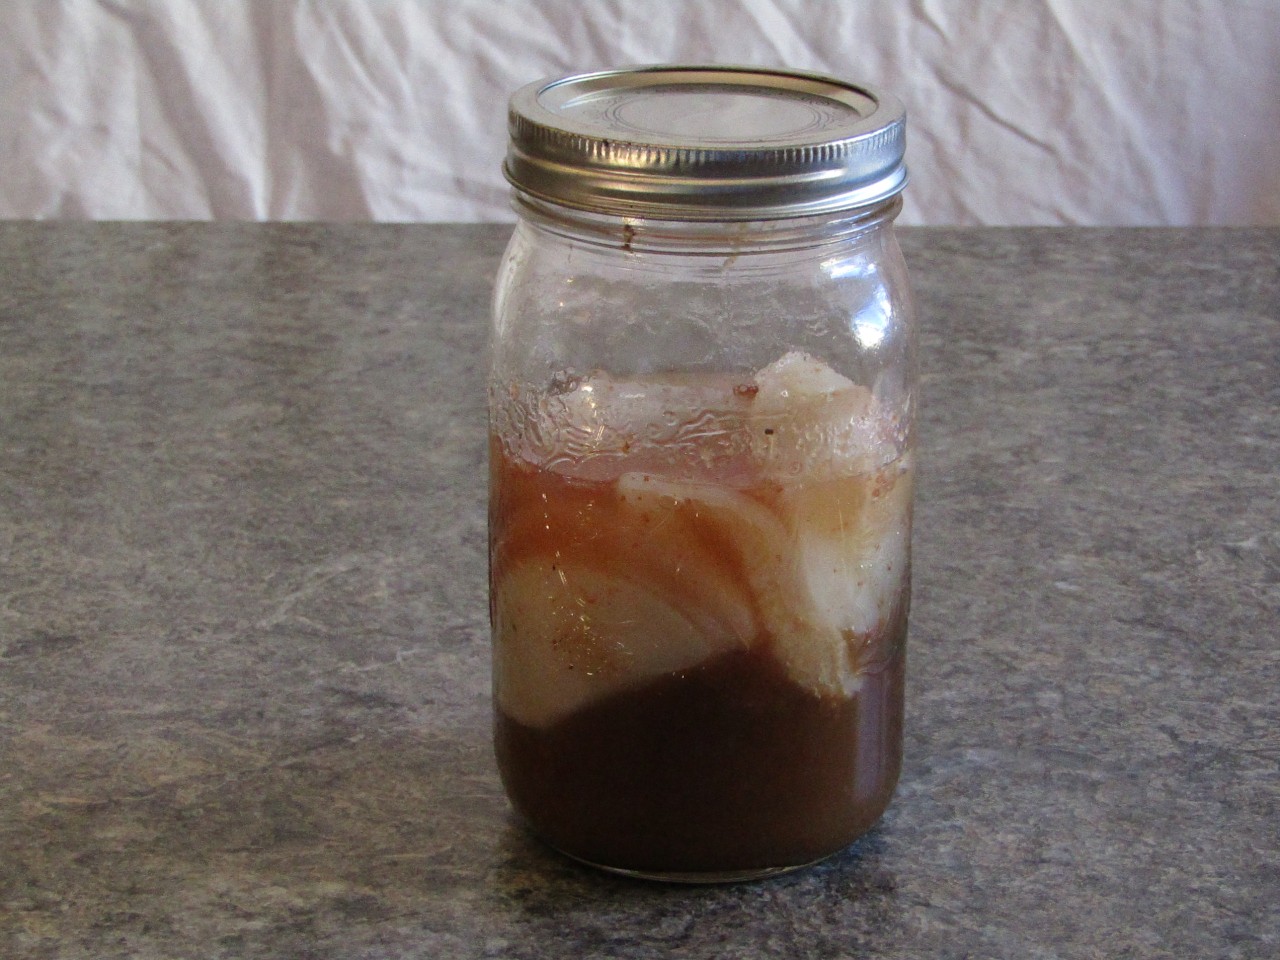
xmin=493 ymin=218 xmax=914 ymax=386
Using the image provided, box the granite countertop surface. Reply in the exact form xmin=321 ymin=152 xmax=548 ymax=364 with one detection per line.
xmin=0 ymin=223 xmax=1276 ymax=959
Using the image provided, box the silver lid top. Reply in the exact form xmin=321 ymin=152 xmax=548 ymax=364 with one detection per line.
xmin=504 ymin=65 xmax=907 ymax=221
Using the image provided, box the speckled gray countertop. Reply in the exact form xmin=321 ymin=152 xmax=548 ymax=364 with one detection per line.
xmin=1 ymin=224 xmax=1277 ymax=959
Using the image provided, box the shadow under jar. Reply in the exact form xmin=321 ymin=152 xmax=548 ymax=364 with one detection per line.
xmin=490 ymin=65 xmax=918 ymax=882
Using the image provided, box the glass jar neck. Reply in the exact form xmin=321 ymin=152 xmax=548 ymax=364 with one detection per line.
xmin=511 ymin=191 xmax=903 ymax=256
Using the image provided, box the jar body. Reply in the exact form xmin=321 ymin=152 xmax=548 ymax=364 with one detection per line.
xmin=489 ymin=197 xmax=917 ymax=881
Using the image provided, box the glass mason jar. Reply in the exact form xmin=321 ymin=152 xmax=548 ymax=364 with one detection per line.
xmin=490 ymin=66 xmax=916 ymax=882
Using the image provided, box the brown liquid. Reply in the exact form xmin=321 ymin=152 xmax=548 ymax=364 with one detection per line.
xmin=489 ymin=366 xmax=912 ymax=875
xmin=496 ymin=636 xmax=904 ymax=874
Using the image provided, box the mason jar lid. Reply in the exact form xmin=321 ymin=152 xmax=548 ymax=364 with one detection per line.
xmin=504 ymin=64 xmax=907 ymax=221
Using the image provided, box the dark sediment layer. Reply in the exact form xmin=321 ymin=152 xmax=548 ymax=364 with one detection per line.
xmin=495 ymin=636 xmax=905 ymax=875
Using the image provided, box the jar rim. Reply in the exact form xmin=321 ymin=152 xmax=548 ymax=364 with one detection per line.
xmin=511 ymin=190 xmax=903 ymax=255
xmin=504 ymin=64 xmax=908 ymax=222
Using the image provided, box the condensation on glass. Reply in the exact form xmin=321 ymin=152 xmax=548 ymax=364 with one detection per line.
xmin=490 ymin=65 xmax=917 ymax=882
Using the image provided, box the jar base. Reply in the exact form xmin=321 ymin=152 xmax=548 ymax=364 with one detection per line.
xmin=553 ymin=845 xmax=839 ymax=884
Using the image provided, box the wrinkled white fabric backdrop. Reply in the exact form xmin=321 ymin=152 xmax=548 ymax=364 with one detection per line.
xmin=3 ymin=0 xmax=1277 ymax=224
